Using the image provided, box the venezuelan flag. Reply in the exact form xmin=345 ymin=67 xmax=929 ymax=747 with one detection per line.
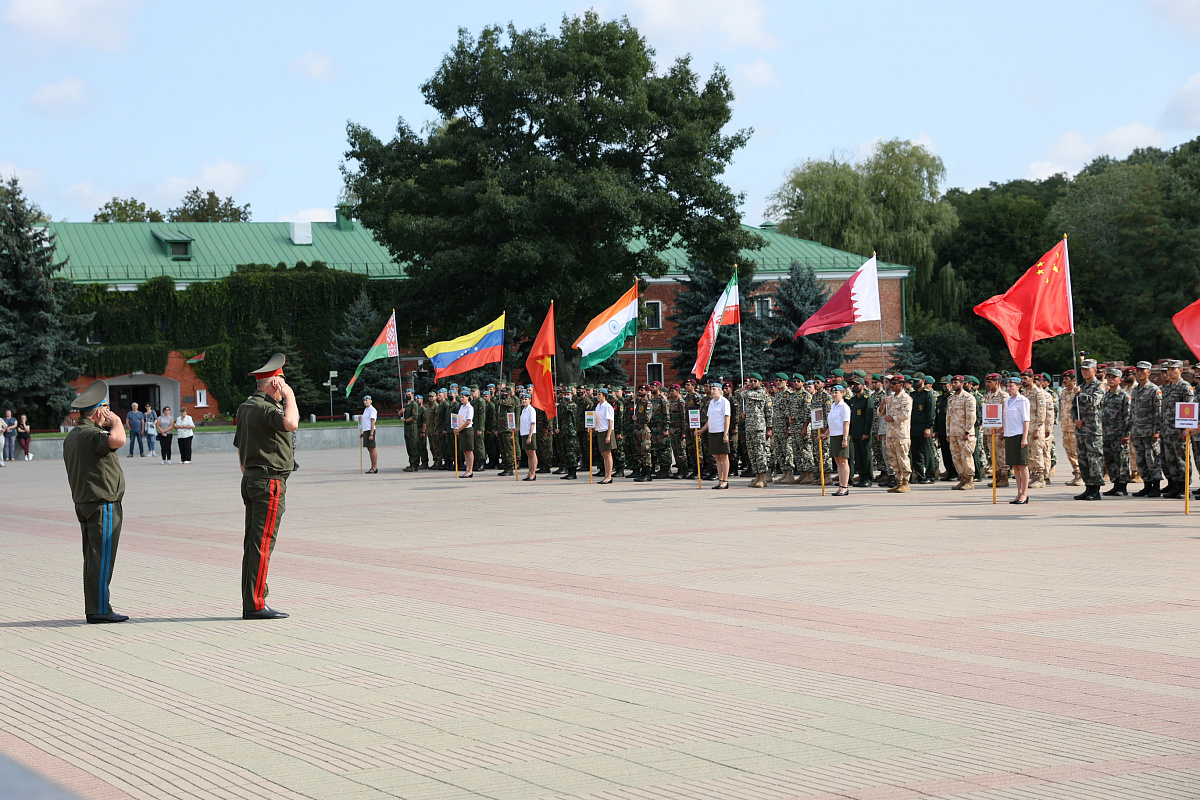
xmin=423 ymin=313 xmax=506 ymax=380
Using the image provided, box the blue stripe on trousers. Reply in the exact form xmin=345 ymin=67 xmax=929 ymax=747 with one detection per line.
xmin=100 ymin=503 xmax=111 ymax=613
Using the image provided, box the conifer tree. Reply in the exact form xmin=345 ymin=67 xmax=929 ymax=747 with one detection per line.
xmin=250 ymin=321 xmax=324 ymax=415
xmin=768 ymin=262 xmax=855 ymax=376
xmin=667 ymin=263 xmax=772 ymax=379
xmin=0 ymin=178 xmax=90 ymax=425
xmin=326 ymin=291 xmax=403 ymax=412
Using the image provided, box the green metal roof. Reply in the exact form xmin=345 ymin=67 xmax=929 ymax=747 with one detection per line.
xmin=47 ymin=217 xmax=397 ymax=284
xmin=47 ymin=219 xmax=910 ymax=284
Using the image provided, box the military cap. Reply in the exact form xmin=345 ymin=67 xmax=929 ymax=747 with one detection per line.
xmin=830 ymin=383 xmax=846 ymax=391
xmin=459 ymin=389 xmax=470 ymax=396
xmin=426 ymin=391 xmax=435 ymax=398
xmin=853 ymin=369 xmax=867 ymax=378
xmin=1041 ymin=372 xmax=1052 ymax=381
xmin=953 ymin=374 xmax=965 ymax=382
xmin=939 ymin=375 xmax=951 ymax=384
xmin=1099 ymin=363 xmax=1109 ymax=369
xmin=986 ymin=372 xmax=1000 ymax=380
xmin=723 ymin=381 xmax=733 ymax=388
xmin=814 ymin=374 xmax=825 ymax=382
xmin=669 ymin=383 xmax=682 ymax=391
xmin=248 ymin=353 xmax=285 ymax=378
xmin=967 ymin=375 xmax=980 ymax=385
xmin=363 ymin=394 xmax=372 ymax=400
xmin=832 ymin=368 xmax=845 ymax=377
xmin=1020 ymin=368 xmax=1034 ymax=376
xmin=638 ymin=383 xmax=650 ymax=390
xmin=437 ymin=387 xmax=447 ymax=394
xmin=791 ymin=373 xmax=805 ymax=381
xmin=913 ymin=371 xmax=924 ymax=379
xmin=1062 ymin=368 xmax=1075 ymax=376
xmin=1136 ymin=360 xmax=1153 ymax=369
xmin=1006 ymin=375 xmax=1022 ymax=384
xmin=71 ymin=379 xmax=109 ymax=411
xmin=450 ymin=382 xmax=458 ymax=388
xmin=872 ymin=373 xmax=883 ymax=381
xmin=650 ymin=380 xmax=662 ymax=388
xmin=1122 ymin=366 xmax=1135 ymax=374
xmin=1080 ymin=358 xmax=1098 ymax=369
xmin=890 ymin=373 xmax=905 ymax=382
xmin=598 ymin=387 xmax=609 ymax=394
xmin=748 ymin=372 xmax=763 ymax=380
xmin=1106 ymin=367 xmax=1122 ymax=377
xmin=684 ymin=377 xmax=697 ymax=385
xmin=774 ymin=372 xmax=789 ymax=380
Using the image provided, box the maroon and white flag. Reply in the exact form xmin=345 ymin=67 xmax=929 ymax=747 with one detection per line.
xmin=794 ymin=256 xmax=880 ymax=338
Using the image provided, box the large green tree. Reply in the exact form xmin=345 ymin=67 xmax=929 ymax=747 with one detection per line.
xmin=766 ymin=139 xmax=959 ymax=303
xmin=94 ymin=197 xmax=164 ymax=222
xmin=344 ymin=13 xmax=761 ymax=366
xmin=327 ymin=291 xmax=404 ymax=413
xmin=767 ymin=262 xmax=855 ymax=376
xmin=168 ymin=188 xmax=251 ymax=222
xmin=0 ymin=178 xmax=91 ymax=425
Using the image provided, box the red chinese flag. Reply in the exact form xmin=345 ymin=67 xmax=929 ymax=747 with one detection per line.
xmin=526 ymin=303 xmax=557 ymax=419
xmin=973 ymin=240 xmax=1073 ymax=371
xmin=1172 ymin=298 xmax=1200 ymax=362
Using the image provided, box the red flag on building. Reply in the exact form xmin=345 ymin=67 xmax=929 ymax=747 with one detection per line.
xmin=526 ymin=303 xmax=557 ymax=419
xmin=1172 ymin=298 xmax=1200 ymax=361
xmin=973 ymin=239 xmax=1074 ymax=371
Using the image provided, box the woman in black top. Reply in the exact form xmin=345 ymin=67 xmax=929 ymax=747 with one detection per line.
xmin=16 ymin=414 xmax=32 ymax=460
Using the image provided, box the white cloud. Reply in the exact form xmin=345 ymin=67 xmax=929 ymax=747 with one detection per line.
xmin=1164 ymin=72 xmax=1200 ymax=130
xmin=25 ymin=77 xmax=87 ymax=118
xmin=153 ymin=160 xmax=262 ymax=206
xmin=625 ymin=0 xmax=776 ymax=49
xmin=1026 ymin=122 xmax=1166 ymax=179
xmin=732 ymin=58 xmax=780 ymax=91
xmin=279 ymin=207 xmax=336 ymax=223
xmin=61 ymin=180 xmax=104 ymax=209
xmin=4 ymin=0 xmax=142 ymax=53
xmin=1145 ymin=0 xmax=1200 ymax=39
xmin=912 ymin=132 xmax=936 ymax=153
xmin=0 ymin=160 xmax=49 ymax=193
xmin=286 ymin=51 xmax=339 ymax=83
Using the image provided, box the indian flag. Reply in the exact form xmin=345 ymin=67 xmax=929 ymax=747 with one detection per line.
xmin=573 ymin=284 xmax=639 ymax=370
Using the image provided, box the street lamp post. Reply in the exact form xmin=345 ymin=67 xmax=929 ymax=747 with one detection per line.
xmin=323 ymin=371 xmax=338 ymax=417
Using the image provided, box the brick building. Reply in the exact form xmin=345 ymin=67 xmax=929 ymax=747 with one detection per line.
xmin=615 ymin=223 xmax=911 ymax=385
xmin=70 ymin=351 xmax=220 ymax=422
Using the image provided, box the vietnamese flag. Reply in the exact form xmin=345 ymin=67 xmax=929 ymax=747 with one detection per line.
xmin=973 ymin=239 xmax=1074 ymax=371
xmin=526 ymin=303 xmax=557 ymax=419
xmin=1172 ymin=298 xmax=1200 ymax=361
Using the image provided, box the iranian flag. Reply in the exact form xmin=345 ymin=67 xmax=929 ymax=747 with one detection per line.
xmin=691 ymin=269 xmax=740 ymax=379
xmin=573 ymin=284 xmax=639 ymax=370
xmin=345 ymin=310 xmax=399 ymax=397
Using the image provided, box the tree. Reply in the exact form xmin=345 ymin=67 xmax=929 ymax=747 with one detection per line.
xmin=1031 ymin=320 xmax=1130 ymax=371
xmin=93 ymin=197 xmax=164 ymax=222
xmin=912 ymin=322 xmax=993 ymax=378
xmin=890 ymin=337 xmax=927 ymax=375
xmin=768 ymin=262 xmax=855 ymax=376
xmin=766 ymin=139 xmax=959 ymax=300
xmin=168 ymin=188 xmax=251 ymax=222
xmin=326 ymin=291 xmax=403 ymax=412
xmin=0 ymin=178 xmax=91 ymax=425
xmin=250 ymin=321 xmax=323 ymax=416
xmin=667 ymin=262 xmax=772 ymax=379
xmin=344 ymin=13 xmax=761 ymax=368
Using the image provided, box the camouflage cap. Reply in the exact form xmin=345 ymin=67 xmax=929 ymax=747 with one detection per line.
xmin=1106 ymin=367 xmax=1122 ymax=377
xmin=1136 ymin=360 xmax=1153 ymax=369
xmin=1080 ymin=358 xmax=1098 ymax=369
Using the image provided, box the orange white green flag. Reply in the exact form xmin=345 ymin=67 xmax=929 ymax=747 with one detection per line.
xmin=345 ymin=310 xmax=399 ymax=397
xmin=573 ymin=283 xmax=638 ymax=370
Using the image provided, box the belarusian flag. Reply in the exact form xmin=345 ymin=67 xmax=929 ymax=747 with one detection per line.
xmin=691 ymin=269 xmax=740 ymax=379
xmin=345 ymin=310 xmax=399 ymax=397
xmin=573 ymin=283 xmax=638 ymax=370
xmin=186 ymin=351 xmax=206 ymax=364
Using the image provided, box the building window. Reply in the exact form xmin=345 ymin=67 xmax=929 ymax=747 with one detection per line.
xmin=195 ymin=389 xmax=208 ymax=407
xmin=169 ymin=242 xmax=190 ymax=258
xmin=755 ymin=298 xmax=772 ymax=318
xmin=645 ymin=301 xmax=662 ymax=330
xmin=647 ymin=363 xmax=664 ymax=385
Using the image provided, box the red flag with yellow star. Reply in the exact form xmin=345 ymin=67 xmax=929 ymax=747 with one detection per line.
xmin=973 ymin=239 xmax=1074 ymax=371
xmin=526 ymin=303 xmax=557 ymax=418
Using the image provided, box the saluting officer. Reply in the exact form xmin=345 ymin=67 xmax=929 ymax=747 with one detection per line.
xmin=63 ymin=380 xmax=129 ymax=623
xmin=234 ymin=354 xmax=299 ymax=620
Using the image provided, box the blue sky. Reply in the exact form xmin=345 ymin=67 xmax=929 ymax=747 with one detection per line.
xmin=3 ymin=0 xmax=1199 ymax=225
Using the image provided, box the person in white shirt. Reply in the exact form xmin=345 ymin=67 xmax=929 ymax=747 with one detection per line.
xmin=698 ymin=380 xmax=732 ymax=489
xmin=361 ymin=396 xmax=379 ymax=474
xmin=824 ymin=384 xmax=852 ymax=496
xmin=593 ymin=388 xmax=617 ymax=484
xmin=175 ymin=409 xmax=195 ymax=464
xmin=519 ymin=393 xmax=538 ymax=481
xmin=456 ymin=390 xmax=475 ymax=477
xmin=1004 ymin=376 xmax=1031 ymax=504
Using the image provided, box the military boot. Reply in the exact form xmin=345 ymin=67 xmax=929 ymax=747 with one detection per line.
xmin=656 ymin=465 xmax=672 ymax=479
xmin=1144 ymin=481 xmax=1161 ymax=497
xmin=993 ymin=472 xmax=1010 ymax=489
xmin=895 ymin=480 xmax=911 ymax=493
xmin=951 ymin=479 xmax=966 ymax=490
xmin=774 ymin=469 xmax=794 ymax=484
xmin=961 ymin=477 xmax=975 ymax=490
xmin=796 ymin=471 xmax=813 ymax=485
xmin=1133 ymin=480 xmax=1156 ymax=497
xmin=1028 ymin=473 xmax=1046 ymax=489
xmin=1103 ymin=482 xmax=1125 ymax=496
xmin=1065 ymin=472 xmax=1082 ymax=487
xmin=1163 ymin=480 xmax=1182 ymax=499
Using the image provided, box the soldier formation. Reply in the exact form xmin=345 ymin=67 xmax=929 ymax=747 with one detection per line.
xmin=401 ymin=357 xmax=1200 ymax=502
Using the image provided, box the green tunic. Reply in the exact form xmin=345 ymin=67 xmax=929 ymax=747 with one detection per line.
xmin=233 ymin=390 xmax=292 ymax=612
xmin=63 ymin=418 xmax=126 ymax=616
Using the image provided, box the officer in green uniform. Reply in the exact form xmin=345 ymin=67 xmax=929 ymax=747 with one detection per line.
xmin=233 ymin=354 xmax=299 ymax=620
xmin=934 ymin=376 xmax=956 ymax=482
xmin=63 ymin=380 xmax=129 ymax=624
xmin=847 ymin=378 xmax=874 ymax=486
xmin=436 ymin=388 xmax=453 ymax=469
xmin=403 ymin=389 xmax=422 ymax=472
xmin=909 ymin=374 xmax=937 ymax=483
xmin=469 ymin=386 xmax=487 ymax=471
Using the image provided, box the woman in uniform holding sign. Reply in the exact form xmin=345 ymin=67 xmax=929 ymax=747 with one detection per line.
xmin=699 ymin=379 xmax=732 ymax=489
xmin=594 ymin=388 xmax=616 ymax=484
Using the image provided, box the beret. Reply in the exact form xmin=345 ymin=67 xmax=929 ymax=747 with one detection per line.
xmin=748 ymin=372 xmax=763 ymax=380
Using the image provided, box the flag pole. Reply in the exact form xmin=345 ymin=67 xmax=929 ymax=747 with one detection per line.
xmin=1063 ymin=234 xmax=1078 ymax=377
xmin=874 ymin=251 xmax=887 ymax=373
xmin=736 ymin=265 xmax=746 ymax=421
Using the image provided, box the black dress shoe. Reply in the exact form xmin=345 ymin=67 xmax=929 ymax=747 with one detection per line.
xmin=243 ymin=606 xmax=289 ymax=620
xmin=86 ymin=611 xmax=129 ymax=624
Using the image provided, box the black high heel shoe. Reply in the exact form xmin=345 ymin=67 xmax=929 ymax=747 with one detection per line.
xmin=1009 ymin=496 xmax=1028 ymax=504
xmin=598 ymin=478 xmax=612 ymax=484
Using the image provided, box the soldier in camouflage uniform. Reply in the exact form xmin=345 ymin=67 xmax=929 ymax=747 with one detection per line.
xmin=1059 ymin=370 xmax=1081 ymax=486
xmin=767 ymin=374 xmax=792 ymax=481
xmin=495 ymin=386 xmax=517 ymax=477
xmin=872 ymin=377 xmax=894 ymax=485
xmin=1069 ymin=359 xmax=1105 ymax=500
xmin=535 ymin=404 xmax=552 ymax=473
xmin=724 ymin=382 xmax=739 ymax=474
xmin=576 ymin=386 xmax=594 ymax=471
xmin=609 ymin=387 xmax=625 ymax=477
xmin=631 ymin=385 xmax=654 ymax=481
xmin=668 ymin=385 xmax=689 ymax=478
xmin=789 ymin=375 xmax=815 ymax=484
xmin=1021 ymin=371 xmax=1051 ymax=488
xmin=555 ymin=387 xmax=580 ymax=479
xmin=422 ymin=393 xmax=439 ymax=470
xmin=980 ymin=373 xmax=1008 ymax=487
xmin=647 ymin=382 xmax=672 ymax=478
xmin=1129 ymin=360 xmax=1162 ymax=497
xmin=741 ymin=374 xmax=772 ymax=487
xmin=884 ymin=375 xmax=913 ymax=492
xmin=1159 ymin=360 xmax=1193 ymax=499
xmin=946 ymin=375 xmax=978 ymax=490
xmin=1100 ymin=368 xmax=1132 ymax=495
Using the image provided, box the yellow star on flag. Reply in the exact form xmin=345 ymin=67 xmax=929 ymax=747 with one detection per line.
xmin=535 ymin=356 xmax=552 ymax=376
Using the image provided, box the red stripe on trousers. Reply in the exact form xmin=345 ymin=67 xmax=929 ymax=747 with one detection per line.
xmin=254 ymin=479 xmax=279 ymax=610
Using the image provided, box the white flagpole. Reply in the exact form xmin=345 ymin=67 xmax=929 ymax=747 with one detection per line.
xmin=735 ymin=265 xmax=744 ymax=386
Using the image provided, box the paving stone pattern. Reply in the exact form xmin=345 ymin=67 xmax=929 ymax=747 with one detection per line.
xmin=1 ymin=445 xmax=1198 ymax=799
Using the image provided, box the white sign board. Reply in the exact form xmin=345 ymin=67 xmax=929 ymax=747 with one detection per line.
xmin=585 ymin=411 xmax=595 ymax=429
xmin=1176 ymin=402 xmax=1198 ymax=429
xmin=982 ymin=403 xmax=1003 ymax=428
xmin=810 ymin=408 xmax=825 ymax=430
xmin=688 ymin=409 xmax=702 ymax=429
xmin=450 ymin=412 xmax=458 ymax=429
xmin=506 ymin=412 xmax=516 ymax=429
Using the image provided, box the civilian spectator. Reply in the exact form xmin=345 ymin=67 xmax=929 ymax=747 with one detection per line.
xmin=175 ymin=409 xmax=195 ymax=463
xmin=144 ymin=405 xmax=158 ymax=457
xmin=16 ymin=414 xmax=32 ymax=460
xmin=155 ymin=406 xmax=175 ymax=464
xmin=125 ymin=403 xmax=146 ymax=457
xmin=3 ymin=409 xmax=16 ymax=462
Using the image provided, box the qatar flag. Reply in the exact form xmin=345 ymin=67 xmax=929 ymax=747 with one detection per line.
xmin=794 ymin=256 xmax=881 ymax=339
